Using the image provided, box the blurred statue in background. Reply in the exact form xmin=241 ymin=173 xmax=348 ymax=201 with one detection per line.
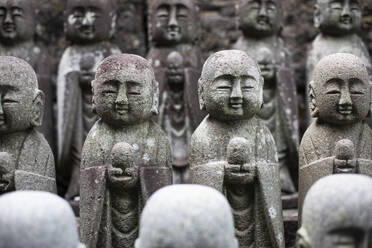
xmin=234 ymin=0 xmax=299 ymax=194
xmin=147 ymin=0 xmax=206 ymax=181
xmin=57 ymin=0 xmax=121 ymax=201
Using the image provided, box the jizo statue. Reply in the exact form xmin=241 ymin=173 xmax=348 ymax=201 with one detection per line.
xmin=0 ymin=191 xmax=85 ymax=248
xmin=57 ymin=0 xmax=121 ymax=200
xmin=306 ymin=0 xmax=371 ymax=122
xmin=80 ymin=54 xmax=172 ymax=248
xmin=0 ymin=0 xmax=55 ymax=155
xmin=0 ymin=56 xmax=56 ymax=194
xmin=296 ymin=174 xmax=372 ymax=248
xmin=147 ymin=0 xmax=205 ymax=180
xmin=135 ymin=185 xmax=238 ymax=248
xmin=233 ymin=0 xmax=299 ymax=194
xmin=190 ymin=50 xmax=284 ymax=248
xmin=299 ymin=53 xmax=372 ymax=215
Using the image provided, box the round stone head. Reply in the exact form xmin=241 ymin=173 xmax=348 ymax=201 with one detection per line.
xmin=92 ymin=54 xmax=159 ymax=127
xmin=0 ymin=191 xmax=85 ymax=248
xmin=149 ymin=0 xmax=200 ymax=46
xmin=64 ymin=0 xmax=116 ymax=44
xmin=199 ymin=50 xmax=264 ymax=121
xmin=0 ymin=0 xmax=35 ymax=45
xmin=165 ymin=51 xmax=185 ymax=85
xmin=309 ymin=53 xmax=371 ymax=125
xmin=0 ymin=56 xmax=44 ymax=135
xmin=237 ymin=0 xmax=282 ymax=38
xmin=135 ymin=184 xmax=238 ymax=248
xmin=314 ymin=0 xmax=362 ymax=36
xmin=297 ymin=174 xmax=372 ymax=248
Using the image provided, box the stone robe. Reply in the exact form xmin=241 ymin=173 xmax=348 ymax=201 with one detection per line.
xmin=190 ymin=116 xmax=285 ymax=248
xmin=80 ymin=119 xmax=172 ymax=248
xmin=0 ymin=129 xmax=56 ymax=193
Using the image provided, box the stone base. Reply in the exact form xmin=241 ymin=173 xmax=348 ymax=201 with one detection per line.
xmin=284 ymin=209 xmax=298 ymax=248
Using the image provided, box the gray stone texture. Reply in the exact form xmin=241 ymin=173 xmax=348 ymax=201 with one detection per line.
xmin=299 ymin=53 xmax=372 ymax=217
xmin=0 ymin=56 xmax=56 ymax=194
xmin=135 ymin=184 xmax=238 ymax=248
xmin=190 ymin=50 xmax=284 ymax=248
xmin=0 ymin=191 xmax=84 ymax=248
xmin=297 ymin=174 xmax=372 ymax=248
xmin=80 ymin=54 xmax=172 ymax=248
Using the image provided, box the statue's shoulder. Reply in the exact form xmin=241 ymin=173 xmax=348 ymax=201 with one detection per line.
xmin=191 ymin=117 xmax=213 ymax=146
xmin=27 ymin=129 xmax=53 ymax=156
xmin=148 ymin=120 xmax=170 ymax=145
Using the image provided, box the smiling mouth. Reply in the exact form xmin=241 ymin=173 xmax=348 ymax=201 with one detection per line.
xmin=230 ymin=103 xmax=243 ymax=109
xmin=340 ymin=17 xmax=352 ymax=25
xmin=3 ymin=25 xmax=15 ymax=33
xmin=337 ymin=108 xmax=353 ymax=115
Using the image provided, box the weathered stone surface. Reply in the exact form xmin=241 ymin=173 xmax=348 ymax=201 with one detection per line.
xmin=190 ymin=50 xmax=284 ymax=248
xmin=297 ymin=174 xmax=372 ymax=248
xmin=57 ymin=0 xmax=122 ymax=200
xmin=0 ymin=191 xmax=84 ymax=248
xmin=0 ymin=56 xmax=56 ymax=195
xmin=80 ymin=54 xmax=172 ymax=248
xmin=299 ymin=53 xmax=372 ymax=216
xmin=233 ymin=0 xmax=299 ymax=195
xmin=0 ymin=0 xmax=56 ymax=155
xmin=147 ymin=0 xmax=206 ymax=179
xmin=136 ymin=184 xmax=238 ymax=248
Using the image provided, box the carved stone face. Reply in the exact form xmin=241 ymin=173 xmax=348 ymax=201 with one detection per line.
xmin=0 ymin=0 xmax=35 ymax=45
xmin=166 ymin=51 xmax=184 ymax=85
xmin=150 ymin=0 xmax=198 ymax=46
xmin=256 ymin=47 xmax=276 ymax=84
xmin=315 ymin=0 xmax=362 ymax=36
xmin=310 ymin=53 xmax=370 ymax=125
xmin=92 ymin=54 xmax=158 ymax=127
xmin=65 ymin=0 xmax=115 ymax=44
xmin=199 ymin=50 xmax=263 ymax=121
xmin=0 ymin=56 xmax=42 ymax=135
xmin=238 ymin=0 xmax=282 ymax=38
xmin=297 ymin=174 xmax=372 ymax=248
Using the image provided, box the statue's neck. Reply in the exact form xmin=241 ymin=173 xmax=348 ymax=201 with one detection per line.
xmin=0 ymin=130 xmax=30 ymax=151
xmin=318 ymin=32 xmax=357 ymax=40
xmin=241 ymin=34 xmax=278 ymax=43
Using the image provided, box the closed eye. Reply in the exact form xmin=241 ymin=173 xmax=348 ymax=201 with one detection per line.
xmin=242 ymin=86 xmax=254 ymax=91
xmin=217 ymin=86 xmax=231 ymax=90
xmin=128 ymin=92 xmax=141 ymax=95
xmin=2 ymin=99 xmax=18 ymax=103
xmin=350 ymin=91 xmax=364 ymax=95
xmin=326 ymin=90 xmax=340 ymax=94
xmin=102 ymin=90 xmax=117 ymax=94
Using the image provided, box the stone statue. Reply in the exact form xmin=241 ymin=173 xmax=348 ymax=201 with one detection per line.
xmin=233 ymin=0 xmax=299 ymax=194
xmin=0 ymin=0 xmax=55 ymax=155
xmin=306 ymin=0 xmax=372 ymax=122
xmin=135 ymin=184 xmax=238 ymax=248
xmin=0 ymin=56 xmax=56 ymax=194
xmin=80 ymin=54 xmax=172 ymax=248
xmin=57 ymin=0 xmax=121 ymax=200
xmin=299 ymin=53 xmax=372 ymax=214
xmin=0 ymin=191 xmax=85 ymax=248
xmin=147 ymin=0 xmax=206 ymax=179
xmin=190 ymin=50 xmax=284 ymax=248
xmin=296 ymin=174 xmax=372 ymax=248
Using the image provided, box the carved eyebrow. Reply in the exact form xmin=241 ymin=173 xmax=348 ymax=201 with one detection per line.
xmin=0 ymin=85 xmax=17 ymax=91
xmin=157 ymin=4 xmax=170 ymax=10
xmin=325 ymin=78 xmax=343 ymax=85
xmin=214 ymin=74 xmax=235 ymax=81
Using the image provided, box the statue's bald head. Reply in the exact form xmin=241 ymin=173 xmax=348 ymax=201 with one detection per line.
xmin=135 ymin=185 xmax=238 ymax=248
xmin=297 ymin=174 xmax=372 ymax=248
xmin=0 ymin=191 xmax=85 ymax=248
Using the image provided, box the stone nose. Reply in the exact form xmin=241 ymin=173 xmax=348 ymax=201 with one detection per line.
xmin=230 ymin=79 xmax=243 ymax=101
xmin=4 ymin=11 xmax=13 ymax=24
xmin=339 ymin=88 xmax=352 ymax=107
xmin=168 ymin=7 xmax=178 ymax=28
xmin=82 ymin=13 xmax=93 ymax=26
xmin=258 ymin=4 xmax=268 ymax=18
xmin=115 ymin=84 xmax=129 ymax=106
xmin=341 ymin=3 xmax=351 ymax=17
xmin=0 ymin=96 xmax=4 ymax=116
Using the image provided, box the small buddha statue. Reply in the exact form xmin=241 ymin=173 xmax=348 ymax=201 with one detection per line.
xmin=299 ymin=53 xmax=372 ymax=214
xmin=0 ymin=56 xmax=56 ymax=194
xmin=79 ymin=54 xmax=172 ymax=248
xmin=190 ymin=50 xmax=284 ymax=248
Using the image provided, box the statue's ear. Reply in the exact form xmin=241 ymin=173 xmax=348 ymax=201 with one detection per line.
xmin=91 ymin=80 xmax=97 ymax=114
xmin=109 ymin=13 xmax=117 ymax=38
xmin=31 ymin=90 xmax=45 ymax=127
xmin=151 ymin=80 xmax=159 ymax=115
xmin=198 ymin=79 xmax=206 ymax=111
xmin=314 ymin=4 xmax=321 ymax=29
xmin=296 ymin=228 xmax=311 ymax=248
xmin=309 ymin=82 xmax=319 ymax=118
xmin=259 ymin=76 xmax=264 ymax=109
xmin=368 ymin=81 xmax=372 ymax=117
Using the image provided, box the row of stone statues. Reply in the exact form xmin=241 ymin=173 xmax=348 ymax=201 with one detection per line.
xmin=0 ymin=0 xmax=370 ymax=200
xmin=0 ymin=49 xmax=370 ymax=247
xmin=1 ymin=173 xmax=371 ymax=248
